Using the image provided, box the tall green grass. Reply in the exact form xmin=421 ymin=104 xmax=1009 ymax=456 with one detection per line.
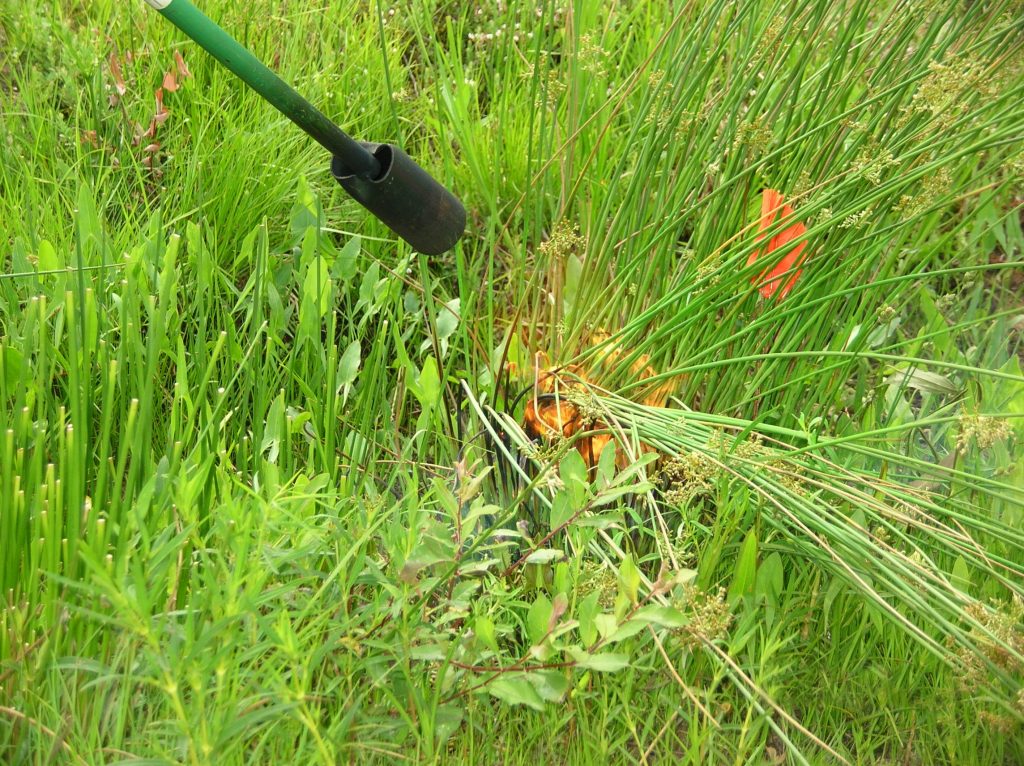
xmin=1 ymin=0 xmax=1023 ymax=763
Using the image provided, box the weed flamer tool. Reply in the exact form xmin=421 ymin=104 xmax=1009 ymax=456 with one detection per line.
xmin=143 ymin=0 xmax=466 ymax=255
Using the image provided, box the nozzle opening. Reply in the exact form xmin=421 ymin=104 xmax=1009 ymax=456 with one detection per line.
xmin=334 ymin=144 xmax=392 ymax=182
xmin=368 ymin=144 xmax=392 ymax=181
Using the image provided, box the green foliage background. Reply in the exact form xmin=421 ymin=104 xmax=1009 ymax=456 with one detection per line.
xmin=1 ymin=0 xmax=1023 ymax=763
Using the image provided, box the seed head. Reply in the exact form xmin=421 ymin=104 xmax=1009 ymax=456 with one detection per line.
xmin=661 ymin=451 xmax=719 ymax=505
xmin=892 ymin=167 xmax=953 ymax=219
xmin=674 ymin=585 xmax=733 ymax=650
xmin=733 ymin=115 xmax=774 ymax=155
xmin=957 ymin=414 xmax=1012 ymax=452
xmin=539 ymin=220 xmax=586 ymax=260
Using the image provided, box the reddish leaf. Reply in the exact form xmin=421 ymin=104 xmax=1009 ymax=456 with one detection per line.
xmin=108 ymin=52 xmax=127 ymax=95
xmin=143 ymin=88 xmax=171 ymax=138
xmin=162 ymin=70 xmax=178 ymax=92
xmin=107 ymin=52 xmax=127 ymax=105
xmin=548 ymin=593 xmax=568 ymax=633
xmin=174 ymin=50 xmax=191 ymax=78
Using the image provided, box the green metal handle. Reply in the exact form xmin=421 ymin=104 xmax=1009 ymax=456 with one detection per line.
xmin=144 ymin=0 xmax=467 ymax=254
xmin=145 ymin=0 xmax=379 ymax=178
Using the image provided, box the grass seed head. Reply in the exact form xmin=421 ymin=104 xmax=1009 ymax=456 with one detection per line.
xmin=892 ymin=167 xmax=953 ymax=219
xmin=852 ymin=145 xmax=900 ymax=186
xmin=957 ymin=414 xmax=1012 ymax=452
xmin=661 ymin=451 xmax=719 ymax=505
xmin=839 ymin=207 xmax=872 ymax=229
xmin=733 ymin=115 xmax=774 ymax=155
xmin=563 ymin=387 xmax=602 ymax=427
xmin=675 ymin=585 xmax=733 ymax=650
xmin=911 ymin=56 xmax=992 ymax=127
xmin=539 ymin=220 xmax=586 ymax=260
xmin=580 ymin=560 xmax=618 ymax=608
xmin=578 ymin=33 xmax=608 ymax=77
xmin=954 ymin=595 xmax=1024 ymax=694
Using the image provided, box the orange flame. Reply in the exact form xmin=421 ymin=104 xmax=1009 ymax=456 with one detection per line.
xmin=748 ymin=188 xmax=808 ymax=299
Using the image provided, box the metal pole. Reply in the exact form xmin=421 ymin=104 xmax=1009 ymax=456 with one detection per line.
xmin=144 ymin=0 xmax=380 ymax=179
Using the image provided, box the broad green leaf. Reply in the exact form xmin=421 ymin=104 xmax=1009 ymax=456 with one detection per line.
xmin=431 ymin=478 xmax=459 ymax=518
xmin=596 ymin=441 xmax=617 ymax=489
xmin=567 ymin=648 xmax=630 ymax=672
xmin=332 ymin=235 xmax=359 ymax=283
xmin=608 ymin=619 xmax=648 ymax=643
xmin=611 ymin=452 xmax=659 ymax=485
xmin=416 ymin=356 xmax=441 ymax=409
xmin=618 ymin=556 xmax=640 ymax=605
xmin=822 ymin=576 xmax=846 ymax=624
xmin=549 ymin=592 xmax=569 ymax=632
xmin=289 ymin=175 xmax=320 ymax=243
xmin=474 ymin=616 xmax=499 ymax=654
xmin=76 ymin=184 xmax=102 ymax=252
xmin=436 ymin=297 xmax=461 ymax=341
xmin=37 ymin=239 xmax=61 ymax=272
xmin=524 ymin=549 xmax=565 ymax=565
xmin=434 ymin=704 xmax=464 ymax=743
xmin=578 ymin=591 xmax=600 ymax=647
xmin=302 ymin=246 xmax=332 ymax=320
xmin=410 ymin=643 xmax=448 ymax=661
xmin=613 ymin=591 xmax=631 ymax=623
xmin=755 ymin=552 xmax=785 ymax=606
xmin=867 ymin=318 xmax=900 ymax=348
xmin=459 ymin=558 xmax=500 ymax=576
xmin=553 ymin=562 xmax=570 ymax=595
xmin=529 ymin=669 xmax=569 ymax=703
xmin=358 ymin=262 xmax=382 ymax=311
xmin=460 ymin=500 xmax=499 ymax=531
xmin=951 ymin=556 xmax=971 ymax=593
xmin=560 ymin=449 xmax=589 ymax=508
xmin=2 ymin=345 xmax=25 ymax=390
xmin=886 ymin=367 xmax=960 ymax=396
xmin=487 ymin=676 xmax=545 ymax=711
xmin=527 ymin=593 xmax=553 ymax=645
xmin=851 ymin=508 xmax=868 ymax=529
xmin=10 ymin=237 xmax=31 ymax=273
xmin=549 ymin=490 xmax=574 ymax=530
xmin=728 ymin=530 xmax=758 ymax=603
xmin=593 ymin=482 xmax=654 ymax=507
xmin=261 ymin=391 xmax=285 ymax=464
xmin=458 ymin=467 xmax=494 ymax=507
xmin=337 ymin=340 xmax=361 ymax=390
xmin=632 ymin=605 xmax=688 ymax=629
xmin=450 ymin=580 xmax=481 ymax=607
xmin=576 ymin=515 xmax=622 ymax=530
xmin=285 ymin=406 xmax=312 ymax=436
xmin=671 ymin=569 xmax=698 ymax=588
xmin=865 ymin=602 xmax=885 ymax=635
xmin=594 ymin=613 xmax=618 ymax=640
